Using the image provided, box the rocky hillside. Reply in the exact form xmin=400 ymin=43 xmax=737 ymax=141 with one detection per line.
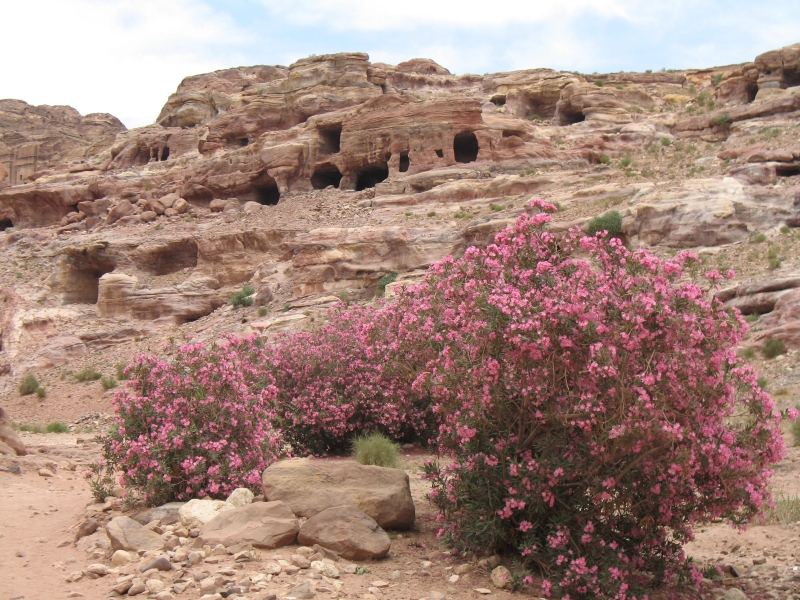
xmin=1 ymin=44 xmax=800 ymax=424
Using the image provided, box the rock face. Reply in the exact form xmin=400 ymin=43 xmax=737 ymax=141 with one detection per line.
xmin=198 ymin=501 xmax=299 ymax=549
xmin=105 ymin=516 xmax=165 ymax=552
xmin=262 ymin=459 xmax=415 ymax=529
xmin=0 ymin=406 xmax=27 ymax=456
xmin=297 ymin=505 xmax=391 ymax=560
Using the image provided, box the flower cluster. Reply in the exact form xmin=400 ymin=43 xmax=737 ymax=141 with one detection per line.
xmin=101 ymin=336 xmax=283 ymax=504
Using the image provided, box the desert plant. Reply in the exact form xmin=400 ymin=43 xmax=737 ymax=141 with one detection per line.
xmin=35 ymin=386 xmax=46 ymax=399
xmin=713 ymin=73 xmax=723 ymax=86
xmin=738 ymin=347 xmax=757 ymax=360
xmin=96 ymin=336 xmax=284 ymax=505
xmin=46 ymin=421 xmax=69 ymax=433
xmin=101 ymin=376 xmax=117 ymax=391
xmin=84 ymin=459 xmax=117 ymax=502
xmin=617 ymin=154 xmax=633 ymax=168
xmin=376 ymin=272 xmax=398 ymax=296
xmin=352 ymin=432 xmax=401 ymax=468
xmin=229 ymin=285 xmax=255 ymax=308
xmin=751 ymin=232 xmax=767 ymax=244
xmin=490 ymin=204 xmax=505 ymax=212
xmin=781 ymin=225 xmax=791 ymax=234
xmin=598 ymin=154 xmax=611 ymax=165
xmin=594 ymin=79 xmax=604 ymax=87
xmin=763 ymin=494 xmax=800 ymax=525
xmin=762 ymin=338 xmax=786 ymax=359
xmin=712 ymin=113 xmax=732 ymax=126
xmin=586 ymin=210 xmax=623 ymax=237
xmin=19 ymin=374 xmax=39 ymax=396
xmin=116 ymin=362 xmax=130 ymax=380
xmin=258 ymin=307 xmax=268 ymax=317
xmin=757 ymin=375 xmax=769 ymax=390
xmin=75 ymin=366 xmax=102 ymax=382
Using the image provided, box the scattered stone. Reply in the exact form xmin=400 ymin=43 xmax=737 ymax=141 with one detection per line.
xmin=288 ymin=579 xmax=316 ymax=599
xmin=297 ymin=505 xmax=391 ymax=560
xmin=66 ymin=571 xmax=83 ymax=582
xmin=140 ymin=556 xmax=172 ymax=572
xmin=226 ymin=487 xmax=255 ymax=507
xmin=312 ymin=544 xmax=339 ymax=561
xmin=292 ymin=554 xmax=312 ymax=568
xmin=723 ymin=589 xmax=748 ymax=600
xmin=311 ymin=560 xmax=340 ymax=578
xmin=199 ymin=500 xmax=298 ymax=549
xmin=487 ymin=555 xmax=502 ymax=568
xmin=491 ymin=565 xmax=510 ymax=589
xmin=753 ymin=557 xmax=767 ymax=565
xmin=371 ymin=580 xmax=390 ymax=588
xmin=127 ymin=578 xmax=147 ymax=596
xmin=38 ymin=467 xmax=54 ymax=477
xmin=179 ymin=498 xmax=235 ymax=529
xmin=75 ymin=517 xmax=99 ymax=541
xmin=262 ymin=459 xmax=415 ymax=529
xmin=132 ymin=502 xmax=185 ymax=526
xmin=86 ymin=563 xmax=109 ymax=576
xmin=449 ymin=574 xmax=459 ymax=583
xmin=111 ymin=549 xmax=133 ymax=566
xmin=146 ymin=579 xmax=167 ymax=594
xmin=106 ymin=516 xmax=165 ymax=552
xmin=474 ymin=589 xmax=492 ymax=595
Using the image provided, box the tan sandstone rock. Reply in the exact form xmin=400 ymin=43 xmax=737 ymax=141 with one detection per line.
xmin=297 ymin=505 xmax=391 ymax=560
xmin=106 ymin=516 xmax=165 ymax=552
xmin=198 ymin=501 xmax=298 ymax=549
xmin=0 ymin=407 xmax=27 ymax=456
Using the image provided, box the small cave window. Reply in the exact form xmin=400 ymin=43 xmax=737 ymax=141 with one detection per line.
xmin=0 ymin=219 xmax=13 ymax=231
xmin=435 ymin=149 xmax=444 ymax=158
xmin=254 ymin=182 xmax=281 ymax=205
xmin=356 ymin=167 xmax=389 ymax=191
xmin=776 ymin=164 xmax=800 ymax=178
xmin=560 ymin=110 xmax=586 ymax=126
xmin=319 ymin=126 xmax=343 ymax=155
xmin=453 ymin=131 xmax=479 ymax=163
xmin=63 ymin=259 xmax=116 ymax=305
xmin=399 ymin=152 xmax=410 ymax=173
xmin=527 ymin=98 xmax=557 ymax=120
xmin=490 ymin=95 xmax=506 ymax=107
xmin=746 ymin=81 xmax=759 ymax=103
xmin=160 ymin=146 xmax=170 ymax=161
xmin=782 ymin=68 xmax=800 ymax=89
xmin=240 ymin=138 xmax=249 ymax=147
xmin=502 ymin=130 xmax=525 ymax=139
xmin=311 ymin=164 xmax=343 ymax=189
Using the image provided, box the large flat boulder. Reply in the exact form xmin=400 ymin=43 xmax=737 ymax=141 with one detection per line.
xmin=199 ymin=501 xmax=298 ymax=549
xmin=298 ymin=505 xmax=390 ymax=560
xmin=132 ymin=502 xmax=185 ymax=526
xmin=262 ymin=459 xmax=415 ymax=530
xmin=106 ymin=516 xmax=165 ymax=552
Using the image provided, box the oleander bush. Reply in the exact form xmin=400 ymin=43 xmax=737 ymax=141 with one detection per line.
xmin=95 ymin=336 xmax=283 ymax=505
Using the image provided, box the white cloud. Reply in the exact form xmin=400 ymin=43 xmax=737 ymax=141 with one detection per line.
xmin=265 ymin=0 xmax=633 ymax=30
xmin=0 ymin=0 xmax=249 ymax=128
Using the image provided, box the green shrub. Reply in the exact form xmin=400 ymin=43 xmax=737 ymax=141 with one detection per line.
xmin=15 ymin=423 xmax=45 ymax=433
xmin=712 ymin=113 xmax=732 ymax=126
xmin=352 ymin=432 xmax=401 ymax=468
xmin=751 ymin=232 xmax=767 ymax=244
xmin=116 ymin=362 xmax=130 ymax=380
xmin=738 ymin=347 xmax=757 ymax=360
xmin=763 ymin=494 xmax=800 ymax=525
xmin=660 ymin=137 xmax=672 ymax=146
xmin=617 ymin=155 xmax=633 ymax=169
xmin=762 ymin=339 xmax=786 ymax=359
xmin=599 ymin=154 xmax=611 ymax=165
xmin=230 ymin=285 xmax=255 ymax=308
xmin=427 ymin=211 xmax=437 ymax=217
xmin=376 ymin=272 xmax=398 ymax=296
xmin=19 ymin=374 xmax=40 ymax=396
xmin=101 ymin=376 xmax=117 ymax=391
xmin=594 ymin=79 xmax=604 ymax=87
xmin=46 ymin=421 xmax=69 ymax=433
xmin=75 ymin=366 xmax=102 ymax=382
xmin=587 ymin=211 xmax=623 ymax=237
xmin=35 ymin=386 xmax=46 ymax=399
xmin=258 ymin=307 xmax=268 ymax=317
xmin=781 ymin=226 xmax=791 ymax=234
xmin=490 ymin=204 xmax=505 ymax=212
xmin=712 ymin=74 xmax=723 ymax=86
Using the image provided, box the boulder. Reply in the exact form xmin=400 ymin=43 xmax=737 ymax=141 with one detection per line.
xmin=297 ymin=505 xmax=391 ymax=560
xmin=132 ymin=502 xmax=185 ymax=526
xmin=179 ymin=498 xmax=234 ymax=529
xmin=209 ymin=199 xmax=227 ymax=212
xmin=106 ymin=516 xmax=165 ymax=552
xmin=199 ymin=501 xmax=298 ymax=549
xmin=491 ymin=565 xmax=511 ymax=589
xmin=106 ymin=199 xmax=136 ymax=225
xmin=226 ymin=488 xmax=254 ymax=508
xmin=262 ymin=459 xmax=414 ymax=529
xmin=0 ymin=407 xmax=27 ymax=456
xmin=172 ymin=198 xmax=190 ymax=214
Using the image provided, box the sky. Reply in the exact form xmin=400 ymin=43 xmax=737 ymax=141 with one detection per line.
xmin=1 ymin=1 xmax=799 ymax=129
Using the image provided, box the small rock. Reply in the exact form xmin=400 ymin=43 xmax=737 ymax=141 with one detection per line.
xmin=86 ymin=563 xmax=109 ymax=576
xmin=341 ymin=563 xmax=357 ymax=574
xmin=199 ymin=576 xmax=218 ymax=595
xmin=141 ymin=556 xmax=172 ymax=572
xmin=38 ymin=467 xmax=54 ymax=477
xmin=420 ymin=560 xmax=433 ymax=568
xmin=111 ymin=550 xmax=133 ymax=566
xmin=226 ymin=487 xmax=255 ymax=508
xmin=491 ymin=565 xmax=510 ymax=589
xmin=455 ymin=564 xmax=472 ymax=575
xmin=145 ymin=579 xmax=166 ymax=594
xmin=67 ymin=593 xmax=84 ymax=598
xmin=75 ymin=518 xmax=99 ymax=540
xmin=722 ymin=589 xmax=748 ymax=600
xmin=66 ymin=571 xmax=83 ymax=582
xmin=449 ymin=574 xmax=459 ymax=583
xmin=753 ymin=557 xmax=767 ymax=565
xmin=390 ymin=570 xmax=402 ymax=581
xmin=368 ymin=587 xmax=384 ymax=595
xmin=311 ymin=560 xmax=340 ymax=578
xmin=127 ymin=579 xmax=147 ymax=596
xmin=474 ymin=589 xmax=492 ymax=595
xmin=487 ymin=555 xmax=502 ymax=568
xmin=287 ymin=579 xmax=316 ymax=599
xmin=371 ymin=580 xmax=389 ymax=588
xmin=292 ymin=554 xmax=312 ymax=569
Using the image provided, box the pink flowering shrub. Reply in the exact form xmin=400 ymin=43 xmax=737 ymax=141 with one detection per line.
xmin=269 ymin=304 xmax=437 ymax=454
xmin=100 ymin=336 xmax=283 ymax=505
xmin=401 ymin=201 xmax=787 ymax=598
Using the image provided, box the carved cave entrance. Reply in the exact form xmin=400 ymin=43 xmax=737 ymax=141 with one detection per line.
xmin=559 ymin=109 xmax=586 ymax=126
xmin=160 ymin=147 xmax=170 ymax=161
xmin=253 ymin=182 xmax=281 ymax=205
xmin=399 ymin=152 xmax=410 ymax=173
xmin=453 ymin=131 xmax=479 ymax=163
xmin=0 ymin=219 xmax=12 ymax=231
xmin=311 ymin=164 xmax=344 ymax=189
xmin=319 ymin=126 xmax=342 ymax=155
xmin=776 ymin=164 xmax=800 ymax=178
xmin=63 ymin=256 xmax=117 ymax=305
xmin=356 ymin=166 xmax=389 ymax=191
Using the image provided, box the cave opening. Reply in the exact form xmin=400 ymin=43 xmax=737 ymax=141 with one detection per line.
xmin=311 ymin=163 xmax=343 ymax=189
xmin=319 ymin=126 xmax=343 ymax=154
xmin=63 ymin=257 xmax=117 ymax=305
xmin=160 ymin=147 xmax=170 ymax=161
xmin=435 ymin=149 xmax=444 ymax=158
xmin=133 ymin=239 xmax=199 ymax=276
xmin=782 ymin=67 xmax=800 ymax=89
xmin=746 ymin=81 xmax=759 ymax=103
xmin=776 ymin=164 xmax=800 ymax=178
xmin=560 ymin=110 xmax=586 ymax=126
xmin=253 ymin=182 xmax=281 ymax=205
xmin=490 ymin=95 xmax=506 ymax=107
xmin=356 ymin=167 xmax=389 ymax=191
xmin=240 ymin=138 xmax=249 ymax=147
xmin=453 ymin=131 xmax=479 ymax=163
xmin=399 ymin=152 xmax=410 ymax=173
xmin=0 ymin=219 xmax=13 ymax=231
xmin=503 ymin=130 xmax=525 ymax=139
xmin=526 ymin=98 xmax=556 ymax=120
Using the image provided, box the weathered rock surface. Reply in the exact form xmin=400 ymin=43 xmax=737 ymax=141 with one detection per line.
xmin=0 ymin=407 xmax=27 ymax=456
xmin=262 ymin=459 xmax=415 ymax=529
xmin=105 ymin=516 xmax=165 ymax=552
xmin=132 ymin=502 xmax=185 ymax=526
xmin=179 ymin=499 xmax=235 ymax=529
xmin=198 ymin=501 xmax=299 ymax=549
xmin=297 ymin=505 xmax=391 ymax=560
